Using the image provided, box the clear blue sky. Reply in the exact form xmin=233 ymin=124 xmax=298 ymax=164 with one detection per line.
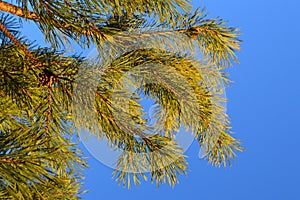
xmin=22 ymin=0 xmax=300 ymax=199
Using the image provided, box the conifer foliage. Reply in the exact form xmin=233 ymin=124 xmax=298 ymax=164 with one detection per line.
xmin=0 ymin=0 xmax=243 ymax=198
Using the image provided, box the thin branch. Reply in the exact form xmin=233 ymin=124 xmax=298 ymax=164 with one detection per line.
xmin=0 ymin=0 xmax=38 ymax=21
xmin=3 ymin=71 xmax=34 ymax=101
xmin=147 ymin=66 xmax=211 ymax=128
xmin=0 ymin=20 xmax=39 ymax=63
xmin=0 ymin=1 xmax=215 ymax=41
xmin=95 ymin=104 xmax=159 ymax=150
xmin=63 ymin=0 xmax=107 ymax=39
xmin=0 ymin=157 xmax=25 ymax=164
xmin=45 ymin=87 xmax=52 ymax=136
xmin=39 ymin=0 xmax=54 ymax=17
xmin=0 ymin=1 xmax=107 ymax=39
xmin=0 ymin=157 xmax=42 ymax=167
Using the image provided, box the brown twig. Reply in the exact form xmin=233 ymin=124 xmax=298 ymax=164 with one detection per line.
xmin=0 ymin=0 xmax=39 ymax=21
xmin=0 ymin=21 xmax=39 ymax=64
xmin=0 ymin=157 xmax=25 ymax=165
xmin=45 ymin=87 xmax=52 ymax=136
xmin=39 ymin=0 xmax=54 ymax=17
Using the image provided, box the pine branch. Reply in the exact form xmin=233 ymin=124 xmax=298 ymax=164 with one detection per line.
xmin=0 ymin=1 xmax=107 ymax=40
xmin=2 ymin=71 xmax=33 ymax=101
xmin=0 ymin=1 xmax=187 ymax=42
xmin=0 ymin=20 xmax=38 ymax=63
xmin=0 ymin=0 xmax=38 ymax=21
xmin=45 ymin=87 xmax=52 ymax=137
xmin=0 ymin=0 xmax=243 ymax=192
xmin=0 ymin=157 xmax=25 ymax=165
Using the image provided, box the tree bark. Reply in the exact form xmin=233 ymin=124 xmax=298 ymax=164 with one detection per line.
xmin=0 ymin=0 xmax=38 ymax=21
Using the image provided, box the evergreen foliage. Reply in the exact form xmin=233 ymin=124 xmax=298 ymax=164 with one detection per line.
xmin=0 ymin=0 xmax=243 ymax=198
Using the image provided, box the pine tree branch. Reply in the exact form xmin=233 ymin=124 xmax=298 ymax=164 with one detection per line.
xmin=94 ymin=102 xmax=159 ymax=150
xmin=0 ymin=1 xmax=223 ymax=43
xmin=0 ymin=0 xmax=38 ymax=21
xmin=39 ymin=0 xmax=54 ymax=18
xmin=113 ymin=27 xmax=219 ymax=40
xmin=0 ymin=0 xmax=107 ymax=39
xmin=2 ymin=71 xmax=34 ymax=101
xmin=118 ymin=119 xmax=160 ymax=151
xmin=62 ymin=0 xmax=107 ymax=39
xmin=0 ymin=157 xmax=25 ymax=165
xmin=0 ymin=20 xmax=38 ymax=63
xmin=45 ymin=87 xmax=52 ymax=137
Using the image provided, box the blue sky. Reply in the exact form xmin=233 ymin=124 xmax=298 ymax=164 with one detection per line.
xmin=21 ymin=0 xmax=300 ymax=199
